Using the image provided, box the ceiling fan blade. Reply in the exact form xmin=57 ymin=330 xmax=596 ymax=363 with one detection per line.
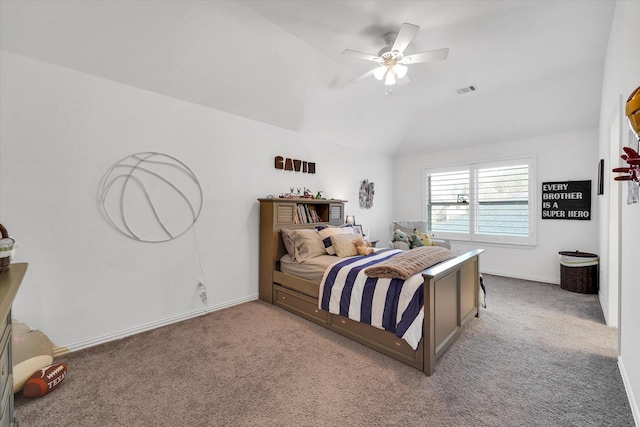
xmin=349 ymin=68 xmax=377 ymax=84
xmin=400 ymin=48 xmax=449 ymax=64
xmin=391 ymin=22 xmax=419 ymax=53
xmin=341 ymin=49 xmax=381 ymax=63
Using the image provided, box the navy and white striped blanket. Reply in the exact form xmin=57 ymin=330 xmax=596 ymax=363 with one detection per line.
xmin=319 ymin=249 xmax=424 ymax=350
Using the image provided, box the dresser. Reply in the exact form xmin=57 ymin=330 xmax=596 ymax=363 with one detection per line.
xmin=0 ymin=263 xmax=27 ymax=427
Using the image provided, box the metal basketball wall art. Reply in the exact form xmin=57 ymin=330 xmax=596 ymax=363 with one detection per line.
xmin=99 ymin=152 xmax=203 ymax=243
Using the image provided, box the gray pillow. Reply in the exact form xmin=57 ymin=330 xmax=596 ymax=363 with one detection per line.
xmin=290 ymin=229 xmax=326 ymax=262
xmin=279 ymin=229 xmax=297 ymax=258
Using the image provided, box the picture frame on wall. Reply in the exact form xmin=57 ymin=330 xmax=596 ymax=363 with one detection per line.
xmin=597 ymin=158 xmax=604 ymax=195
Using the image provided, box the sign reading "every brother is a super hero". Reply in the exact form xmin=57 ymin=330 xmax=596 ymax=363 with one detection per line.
xmin=541 ymin=180 xmax=591 ymax=220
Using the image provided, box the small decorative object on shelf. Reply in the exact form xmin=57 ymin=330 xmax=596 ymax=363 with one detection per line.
xmin=303 ymin=187 xmax=315 ymax=199
xmin=277 ymin=187 xmax=325 ymax=199
xmin=0 ymin=223 xmax=15 ymax=274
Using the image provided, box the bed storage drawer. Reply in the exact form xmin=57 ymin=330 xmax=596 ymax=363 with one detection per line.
xmin=274 ymin=285 xmax=329 ymax=326
xmin=273 ymin=271 xmax=319 ymax=299
xmin=330 ymin=314 xmax=422 ymax=368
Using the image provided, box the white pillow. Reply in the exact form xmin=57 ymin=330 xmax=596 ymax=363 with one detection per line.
xmin=318 ymin=226 xmax=354 ymax=255
xmin=330 ymin=234 xmax=360 ymax=257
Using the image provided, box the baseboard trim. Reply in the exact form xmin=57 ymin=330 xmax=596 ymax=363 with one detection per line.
xmin=618 ymin=356 xmax=640 ymax=426
xmin=480 ymin=269 xmax=559 ymax=285
xmin=53 ymin=346 xmax=70 ymax=358
xmin=54 ymin=294 xmax=259 ymax=356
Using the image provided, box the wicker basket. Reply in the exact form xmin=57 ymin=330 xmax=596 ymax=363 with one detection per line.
xmin=0 ymin=224 xmax=14 ymax=274
xmin=559 ymin=251 xmax=599 ymax=294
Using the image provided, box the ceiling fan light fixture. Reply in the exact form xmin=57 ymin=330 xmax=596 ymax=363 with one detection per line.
xmin=373 ymin=66 xmax=387 ymax=81
xmin=394 ymin=64 xmax=408 ymax=79
xmin=384 ymin=70 xmax=396 ymax=86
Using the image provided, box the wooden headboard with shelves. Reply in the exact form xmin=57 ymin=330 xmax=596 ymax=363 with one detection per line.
xmin=257 ymin=198 xmax=345 ymax=303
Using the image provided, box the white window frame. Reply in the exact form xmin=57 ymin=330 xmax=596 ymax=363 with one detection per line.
xmin=424 ymin=156 xmax=537 ymax=247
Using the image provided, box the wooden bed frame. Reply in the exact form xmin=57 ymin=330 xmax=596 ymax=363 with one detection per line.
xmin=258 ymin=198 xmax=483 ymax=375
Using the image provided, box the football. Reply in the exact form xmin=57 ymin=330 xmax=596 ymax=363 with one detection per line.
xmin=22 ymin=363 xmax=67 ymax=398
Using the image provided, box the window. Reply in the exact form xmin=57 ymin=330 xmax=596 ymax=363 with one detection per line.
xmin=425 ymin=157 xmax=536 ymax=246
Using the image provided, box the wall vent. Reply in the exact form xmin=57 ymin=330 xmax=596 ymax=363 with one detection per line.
xmin=455 ymin=85 xmax=477 ymax=95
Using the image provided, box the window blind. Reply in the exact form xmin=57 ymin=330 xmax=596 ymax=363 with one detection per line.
xmin=477 ymin=165 xmax=529 ymax=237
xmin=425 ymin=158 xmax=535 ymax=245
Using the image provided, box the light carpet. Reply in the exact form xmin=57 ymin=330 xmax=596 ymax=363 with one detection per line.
xmin=14 ymin=274 xmax=635 ymax=426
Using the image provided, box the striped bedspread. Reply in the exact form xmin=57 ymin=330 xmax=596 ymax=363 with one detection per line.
xmin=318 ymin=249 xmax=425 ymax=350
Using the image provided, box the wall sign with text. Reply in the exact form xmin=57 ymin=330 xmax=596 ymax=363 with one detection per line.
xmin=274 ymin=156 xmax=316 ymax=173
xmin=541 ymin=180 xmax=591 ymax=220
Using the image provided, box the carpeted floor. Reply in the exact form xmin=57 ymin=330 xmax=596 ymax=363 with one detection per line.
xmin=14 ymin=274 xmax=635 ymax=426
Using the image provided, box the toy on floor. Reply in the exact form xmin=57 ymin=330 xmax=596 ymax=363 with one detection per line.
xmin=23 ymin=363 xmax=67 ymax=398
xmin=12 ymin=320 xmax=55 ymax=393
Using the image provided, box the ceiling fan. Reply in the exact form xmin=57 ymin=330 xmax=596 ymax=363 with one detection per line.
xmin=342 ymin=22 xmax=449 ymax=89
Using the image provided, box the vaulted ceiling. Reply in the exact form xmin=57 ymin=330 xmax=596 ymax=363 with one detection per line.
xmin=0 ymin=1 xmax=615 ymax=156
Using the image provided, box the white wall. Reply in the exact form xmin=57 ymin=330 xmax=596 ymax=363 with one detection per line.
xmin=599 ymin=1 xmax=640 ymax=423
xmin=0 ymin=51 xmax=393 ymax=350
xmin=393 ymin=129 xmax=599 ymax=284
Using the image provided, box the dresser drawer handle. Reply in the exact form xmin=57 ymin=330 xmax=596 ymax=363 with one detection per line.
xmin=1 ymin=362 xmax=6 ymax=376
xmin=340 ymin=319 xmax=346 ymax=325
xmin=395 ymin=341 xmax=402 ymax=347
xmin=281 ymin=296 xmax=286 ymax=300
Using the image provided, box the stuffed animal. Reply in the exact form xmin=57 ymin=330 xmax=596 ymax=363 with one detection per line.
xmin=354 ymin=237 xmax=374 ymax=256
xmin=413 ymin=228 xmax=433 ymax=246
xmin=409 ymin=234 xmax=425 ymax=249
xmin=392 ymin=229 xmax=410 ymax=250
xmin=393 ymin=229 xmax=409 ymax=244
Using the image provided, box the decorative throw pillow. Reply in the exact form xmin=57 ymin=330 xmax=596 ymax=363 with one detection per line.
xmin=330 ymin=234 xmax=360 ymax=257
xmin=290 ymin=229 xmax=326 ymax=262
xmin=317 ymin=226 xmax=354 ymax=255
